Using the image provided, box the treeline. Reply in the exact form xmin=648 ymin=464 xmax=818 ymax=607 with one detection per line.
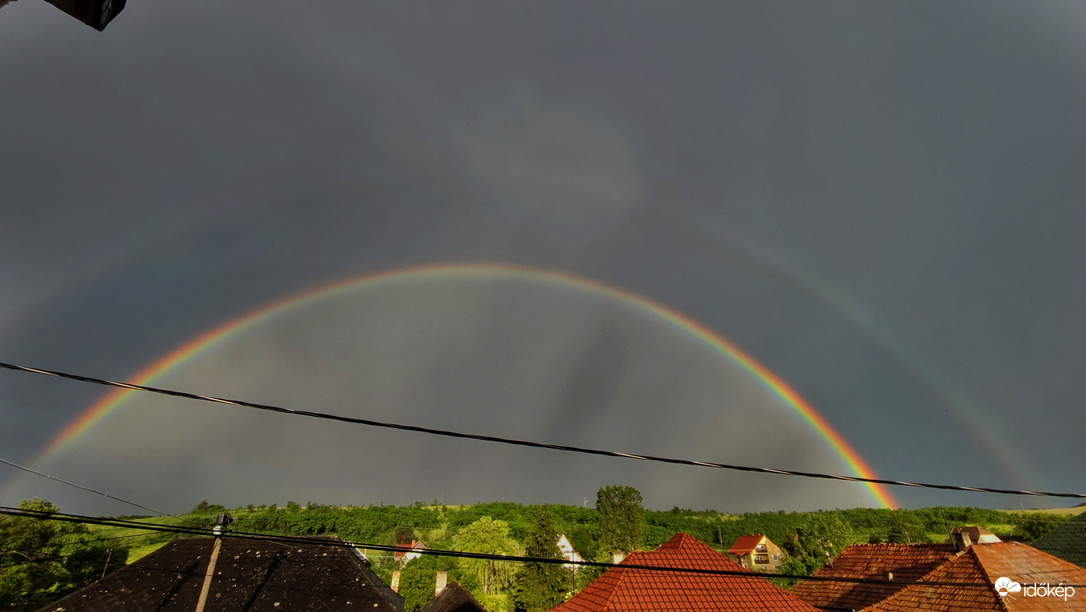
xmin=4 ymin=492 xmax=1074 ymax=611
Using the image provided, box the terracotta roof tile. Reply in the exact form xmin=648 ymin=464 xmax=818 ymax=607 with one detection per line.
xmin=1031 ymin=512 xmax=1086 ymax=568
xmin=727 ymin=535 xmax=766 ymax=556
xmin=553 ymin=533 xmax=818 ymax=611
xmin=865 ymin=542 xmax=1086 ymax=612
xmin=788 ymin=543 xmax=957 ymax=610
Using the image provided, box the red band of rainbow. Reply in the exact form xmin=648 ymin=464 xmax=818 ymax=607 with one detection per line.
xmin=33 ymin=262 xmax=897 ymax=509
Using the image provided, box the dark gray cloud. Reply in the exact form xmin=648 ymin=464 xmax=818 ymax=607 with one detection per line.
xmin=2 ymin=1 xmax=1084 ymax=514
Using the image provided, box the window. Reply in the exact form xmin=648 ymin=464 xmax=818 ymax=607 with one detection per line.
xmin=754 ymin=555 xmax=769 ymax=565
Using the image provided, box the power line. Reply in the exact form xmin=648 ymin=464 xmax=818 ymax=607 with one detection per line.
xmin=7 ymin=506 xmax=1066 ymax=589
xmin=3 ymin=361 xmax=1085 ymax=500
xmin=0 ymin=457 xmax=166 ymax=516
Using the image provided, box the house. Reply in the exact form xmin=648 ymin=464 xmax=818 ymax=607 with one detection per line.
xmin=557 ymin=534 xmax=585 ymax=569
xmin=552 ymin=533 xmax=819 ymax=611
xmin=395 ymin=539 xmax=428 ymax=565
xmin=1031 ymin=511 xmax=1086 ymax=568
xmin=787 ymin=543 xmax=958 ymax=610
xmin=37 ymin=535 xmax=404 ymax=611
xmin=727 ymin=534 xmax=784 ymax=572
xmin=421 ymin=582 xmax=487 ymax=612
xmin=865 ymin=541 xmax=1086 ymax=611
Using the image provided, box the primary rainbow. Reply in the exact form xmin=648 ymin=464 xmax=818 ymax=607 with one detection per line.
xmin=34 ymin=262 xmax=897 ymax=508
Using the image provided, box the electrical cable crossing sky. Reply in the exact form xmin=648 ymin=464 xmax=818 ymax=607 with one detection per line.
xmin=7 ymin=505 xmax=1081 ymax=589
xmin=2 ymin=361 xmax=1082 ymax=500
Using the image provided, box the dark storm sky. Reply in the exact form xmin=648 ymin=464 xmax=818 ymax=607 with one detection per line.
xmin=1 ymin=1 xmax=1084 ymax=515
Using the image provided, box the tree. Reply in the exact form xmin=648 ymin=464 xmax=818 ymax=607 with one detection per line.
xmin=0 ymin=499 xmax=125 ymax=609
xmin=1015 ymin=514 xmax=1068 ymax=541
xmin=782 ymin=513 xmax=853 ymax=578
xmin=190 ymin=500 xmax=226 ymax=514
xmin=512 ymin=509 xmax=568 ymax=611
xmin=595 ymin=485 xmax=643 ymax=553
xmin=453 ymin=516 xmax=521 ymax=596
xmin=398 ymin=553 xmax=472 ymax=612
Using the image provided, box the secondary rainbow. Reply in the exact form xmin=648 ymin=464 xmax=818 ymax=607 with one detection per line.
xmin=35 ymin=262 xmax=897 ymax=508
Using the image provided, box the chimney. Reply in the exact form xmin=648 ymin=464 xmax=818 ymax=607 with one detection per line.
xmin=951 ymin=530 xmax=973 ymax=552
xmin=435 ymin=571 xmax=448 ymax=596
xmin=390 ymin=571 xmax=401 ymax=593
xmin=610 ymin=551 xmax=625 ymax=565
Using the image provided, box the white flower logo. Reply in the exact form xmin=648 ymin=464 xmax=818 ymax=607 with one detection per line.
xmin=995 ymin=577 xmax=1021 ymax=597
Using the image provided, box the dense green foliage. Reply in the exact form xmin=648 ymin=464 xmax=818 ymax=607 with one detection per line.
xmin=8 ymin=492 xmax=1076 ymax=611
xmin=595 ymin=485 xmax=644 ymax=553
xmin=777 ymin=513 xmax=853 ymax=584
xmin=511 ymin=509 xmax=569 ymax=612
xmin=453 ymin=517 xmax=521 ymax=596
xmin=0 ymin=499 xmax=127 ymax=609
xmin=398 ymin=552 xmax=474 ymax=612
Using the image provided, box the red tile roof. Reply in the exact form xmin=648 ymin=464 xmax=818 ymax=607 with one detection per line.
xmin=728 ymin=535 xmax=767 ymax=556
xmin=865 ymin=542 xmax=1086 ymax=611
xmin=788 ymin=543 xmax=957 ymax=610
xmin=552 ymin=533 xmax=819 ymax=611
xmin=395 ymin=539 xmax=427 ymax=558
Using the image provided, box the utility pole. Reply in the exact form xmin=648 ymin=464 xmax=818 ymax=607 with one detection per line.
xmin=196 ymin=513 xmax=232 ymax=612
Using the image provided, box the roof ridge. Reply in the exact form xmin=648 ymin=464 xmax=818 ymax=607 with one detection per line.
xmin=966 ymin=546 xmax=1011 ymax=612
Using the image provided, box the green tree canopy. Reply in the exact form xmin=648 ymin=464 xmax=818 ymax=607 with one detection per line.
xmin=0 ymin=499 xmax=126 ymax=609
xmin=595 ymin=485 xmax=644 ymax=553
xmin=453 ymin=516 xmax=521 ymax=596
xmin=780 ymin=512 xmax=853 ymax=580
xmin=512 ymin=509 xmax=568 ymax=612
xmin=399 ymin=553 xmax=475 ymax=612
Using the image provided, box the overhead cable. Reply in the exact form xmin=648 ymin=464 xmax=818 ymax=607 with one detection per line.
xmin=5 ymin=506 xmax=1063 ymax=589
xmin=0 ymin=456 xmax=166 ymax=516
xmin=2 ymin=361 xmax=1084 ymax=499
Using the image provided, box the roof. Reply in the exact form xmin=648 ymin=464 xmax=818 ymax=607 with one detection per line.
xmin=788 ymin=543 xmax=957 ymax=610
xmin=395 ymin=539 xmax=428 ymax=558
xmin=422 ymin=582 xmax=487 ymax=612
xmin=37 ymin=536 xmax=404 ymax=612
xmin=727 ymin=535 xmax=767 ymax=556
xmin=552 ymin=533 xmax=819 ymax=611
xmin=865 ymin=542 xmax=1086 ymax=611
xmin=1031 ymin=511 xmax=1086 ymax=568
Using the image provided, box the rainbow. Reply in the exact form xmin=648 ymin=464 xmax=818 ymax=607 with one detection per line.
xmin=34 ymin=262 xmax=897 ymax=508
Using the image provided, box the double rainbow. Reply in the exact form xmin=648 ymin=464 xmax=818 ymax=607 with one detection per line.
xmin=34 ymin=262 xmax=897 ymax=509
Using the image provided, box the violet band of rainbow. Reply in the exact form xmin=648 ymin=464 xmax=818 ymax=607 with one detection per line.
xmin=33 ymin=262 xmax=898 ymax=509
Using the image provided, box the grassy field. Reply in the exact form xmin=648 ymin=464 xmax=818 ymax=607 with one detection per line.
xmin=87 ymin=514 xmax=211 ymax=562
xmin=1011 ymin=506 xmax=1085 ymax=516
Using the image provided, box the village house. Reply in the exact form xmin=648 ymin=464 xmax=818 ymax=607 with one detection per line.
xmin=1030 ymin=511 xmax=1086 ymax=568
xmin=421 ymin=581 xmax=487 ymax=612
xmin=37 ymin=535 xmax=404 ymax=611
xmin=557 ymin=534 xmax=585 ymax=570
xmin=551 ymin=533 xmax=819 ymax=611
xmin=787 ymin=543 xmax=959 ymax=611
xmin=866 ymin=541 xmax=1086 ymax=611
xmin=726 ymin=534 xmax=784 ymax=572
xmin=395 ymin=539 xmax=429 ymax=565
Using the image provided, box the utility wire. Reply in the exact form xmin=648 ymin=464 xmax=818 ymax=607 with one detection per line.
xmin=3 ymin=361 xmax=1084 ymax=500
xmin=0 ymin=456 xmax=166 ymax=516
xmin=7 ymin=506 xmax=1067 ymax=589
